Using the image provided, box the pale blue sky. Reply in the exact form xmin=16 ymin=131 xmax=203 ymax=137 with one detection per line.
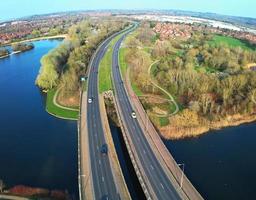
xmin=0 ymin=0 xmax=254 ymax=21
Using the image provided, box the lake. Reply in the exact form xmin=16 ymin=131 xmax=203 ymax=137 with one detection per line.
xmin=0 ymin=40 xmax=78 ymax=198
xmin=165 ymin=122 xmax=256 ymax=200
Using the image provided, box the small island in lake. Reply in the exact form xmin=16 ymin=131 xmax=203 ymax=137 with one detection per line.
xmin=11 ymin=43 xmax=34 ymax=53
xmin=0 ymin=48 xmax=10 ymax=58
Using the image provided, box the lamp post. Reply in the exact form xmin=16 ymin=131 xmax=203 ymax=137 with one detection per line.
xmin=178 ymin=163 xmax=185 ymax=189
xmin=80 ymin=76 xmax=87 ymax=91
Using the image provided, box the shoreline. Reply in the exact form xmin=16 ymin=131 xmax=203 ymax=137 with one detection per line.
xmin=0 ymin=34 xmax=67 ymax=47
xmin=160 ymin=114 xmax=256 ymax=140
xmin=46 ymin=88 xmax=79 ymax=121
xmin=11 ymin=51 xmax=22 ymax=55
xmin=0 ymin=54 xmax=10 ymax=59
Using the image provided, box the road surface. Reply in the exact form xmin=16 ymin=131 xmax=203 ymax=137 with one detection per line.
xmin=111 ymin=27 xmax=182 ymax=200
xmin=86 ymin=27 xmax=133 ymax=200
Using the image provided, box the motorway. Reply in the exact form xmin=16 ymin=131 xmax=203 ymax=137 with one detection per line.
xmin=86 ymin=29 xmax=131 ymax=199
xmin=111 ymin=28 xmax=182 ymax=199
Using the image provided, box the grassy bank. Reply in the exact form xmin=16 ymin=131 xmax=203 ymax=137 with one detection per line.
xmin=46 ymin=88 xmax=79 ymax=120
xmin=99 ymin=34 xmax=123 ymax=93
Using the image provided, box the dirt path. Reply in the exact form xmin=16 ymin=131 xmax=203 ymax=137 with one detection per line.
xmin=148 ymin=60 xmax=179 ymax=116
xmin=53 ymin=87 xmax=79 ymax=112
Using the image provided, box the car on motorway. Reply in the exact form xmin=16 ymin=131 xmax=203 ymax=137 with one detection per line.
xmin=101 ymin=195 xmax=109 ymax=200
xmin=88 ymin=98 xmax=93 ymax=104
xmin=100 ymin=144 xmax=108 ymax=155
xmin=131 ymin=111 xmax=137 ymax=119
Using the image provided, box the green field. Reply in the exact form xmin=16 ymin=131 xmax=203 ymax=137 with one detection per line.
xmin=99 ymin=34 xmax=123 ymax=93
xmin=46 ymin=89 xmax=79 ymax=120
xmin=209 ymin=35 xmax=255 ymax=51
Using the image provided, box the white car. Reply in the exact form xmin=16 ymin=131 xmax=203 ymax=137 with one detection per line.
xmin=131 ymin=112 xmax=137 ymax=119
xmin=88 ymin=98 xmax=93 ymax=104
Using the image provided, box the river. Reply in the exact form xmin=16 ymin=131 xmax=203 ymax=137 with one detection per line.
xmin=0 ymin=40 xmax=78 ymax=198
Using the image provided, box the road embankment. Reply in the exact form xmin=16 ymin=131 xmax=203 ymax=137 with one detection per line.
xmin=78 ymin=92 xmax=94 ymax=200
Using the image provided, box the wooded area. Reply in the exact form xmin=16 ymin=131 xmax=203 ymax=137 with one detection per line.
xmin=36 ymin=18 xmax=128 ymax=106
xmin=123 ymin=22 xmax=256 ymax=137
xmin=12 ymin=43 xmax=34 ymax=52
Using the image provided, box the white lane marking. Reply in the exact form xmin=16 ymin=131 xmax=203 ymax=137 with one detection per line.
xmin=102 ymin=176 xmax=105 ymax=182
xmin=150 ymin=165 xmax=154 ymax=170
xmin=160 ymin=183 xmax=164 ymax=189
xmin=99 ymin=160 xmax=101 ymax=165
xmin=97 ymin=146 xmax=99 ymax=150
xmin=143 ymin=150 xmax=146 ymax=154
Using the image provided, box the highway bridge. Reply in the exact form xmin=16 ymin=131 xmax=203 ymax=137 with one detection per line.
xmin=79 ymin=23 xmax=203 ymax=200
xmin=79 ymin=27 xmax=134 ymax=200
xmin=111 ymin=27 xmax=204 ymax=200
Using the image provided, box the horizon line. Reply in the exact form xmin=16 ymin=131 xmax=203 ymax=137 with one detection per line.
xmin=1 ymin=8 xmax=256 ymax=23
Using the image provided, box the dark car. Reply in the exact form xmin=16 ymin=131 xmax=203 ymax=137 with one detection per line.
xmin=101 ymin=195 xmax=109 ymax=200
xmin=100 ymin=144 xmax=108 ymax=155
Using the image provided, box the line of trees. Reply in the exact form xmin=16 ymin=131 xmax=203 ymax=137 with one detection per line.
xmin=36 ymin=41 xmax=73 ymax=89
xmin=36 ymin=18 xmax=128 ymax=104
xmin=12 ymin=43 xmax=34 ymax=52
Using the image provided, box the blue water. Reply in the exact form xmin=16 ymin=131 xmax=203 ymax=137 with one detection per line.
xmin=0 ymin=40 xmax=78 ymax=197
xmin=165 ymin=122 xmax=256 ymax=200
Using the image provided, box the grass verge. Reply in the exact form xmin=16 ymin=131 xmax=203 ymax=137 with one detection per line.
xmin=119 ymin=48 xmax=128 ymax=77
xmin=99 ymin=34 xmax=123 ymax=93
xmin=131 ymin=82 xmax=143 ymax=96
xmin=46 ymin=88 xmax=79 ymax=120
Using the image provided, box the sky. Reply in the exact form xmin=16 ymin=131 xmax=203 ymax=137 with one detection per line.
xmin=0 ymin=0 xmax=255 ymax=21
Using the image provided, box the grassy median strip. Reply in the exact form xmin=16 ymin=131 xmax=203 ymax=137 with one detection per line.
xmin=119 ymin=48 xmax=128 ymax=77
xmin=46 ymin=88 xmax=79 ymax=120
xmin=99 ymin=34 xmax=123 ymax=93
xmin=119 ymin=47 xmax=144 ymax=96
